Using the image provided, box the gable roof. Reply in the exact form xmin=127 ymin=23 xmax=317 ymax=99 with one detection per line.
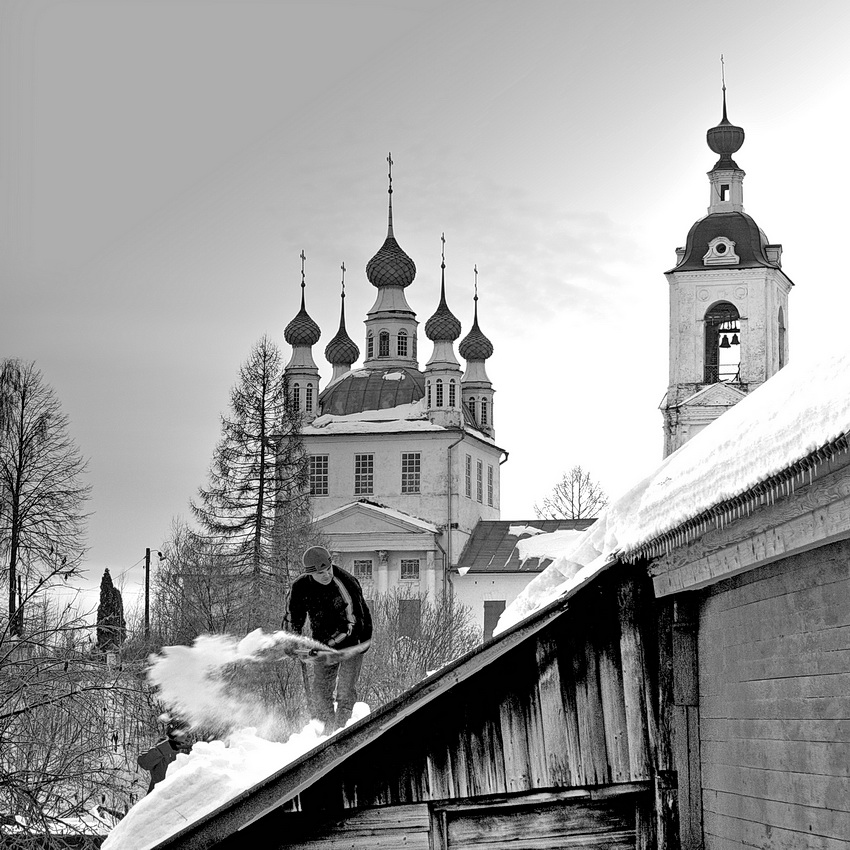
xmin=457 ymin=519 xmax=594 ymax=573
xmin=314 ymin=499 xmax=439 ymax=534
xmin=148 ymin=558 xmax=619 ymax=849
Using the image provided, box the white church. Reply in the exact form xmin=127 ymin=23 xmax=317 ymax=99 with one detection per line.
xmin=280 ymin=89 xmax=793 ymax=638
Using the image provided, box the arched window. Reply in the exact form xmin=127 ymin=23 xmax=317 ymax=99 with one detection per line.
xmin=397 ymin=329 xmax=408 ymax=357
xmin=449 ymin=379 xmax=456 ymax=407
xmin=426 ymin=381 xmax=432 ymax=408
xmin=366 ymin=332 xmax=374 ymax=359
xmin=306 ymin=383 xmax=314 ymax=413
xmin=778 ymin=307 xmax=786 ymax=370
xmin=468 ymin=396 xmax=476 ymax=421
xmin=412 ymin=336 xmax=417 ymax=359
xmin=481 ymin=397 xmax=488 ymax=426
xmin=436 ymin=379 xmax=444 ymax=407
xmin=293 ymin=383 xmax=301 ymax=409
xmin=379 ymin=331 xmax=390 ymax=357
xmin=704 ymin=301 xmax=741 ymax=383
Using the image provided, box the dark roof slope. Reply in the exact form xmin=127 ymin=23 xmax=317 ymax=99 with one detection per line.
xmin=319 ymin=368 xmax=425 ymax=416
xmin=670 ymin=211 xmax=780 ymax=273
xmin=457 ymin=518 xmax=595 ymax=574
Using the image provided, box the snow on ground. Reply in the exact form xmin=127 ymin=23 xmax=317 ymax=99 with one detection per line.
xmin=103 ymin=629 xmax=371 ymax=850
xmin=497 ymin=344 xmax=850 ymax=635
xmin=103 ymin=707 xmax=370 ymax=850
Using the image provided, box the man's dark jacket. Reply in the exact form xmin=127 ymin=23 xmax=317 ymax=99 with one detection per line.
xmin=284 ymin=565 xmax=372 ymax=649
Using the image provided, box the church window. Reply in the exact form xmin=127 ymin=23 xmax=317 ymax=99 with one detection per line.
xmin=468 ymin=396 xmax=476 ymax=421
xmin=481 ymin=398 xmax=488 ymax=426
xmin=309 ymin=455 xmax=328 ymax=496
xmin=465 ymin=454 xmax=472 ymax=497
xmin=379 ymin=331 xmax=390 ymax=357
xmin=400 ymin=559 xmax=420 ymax=580
xmin=401 ymin=452 xmax=421 ymax=493
xmin=476 ymin=460 xmax=483 ymax=503
xmin=720 ymin=184 xmax=730 ymax=201
xmin=412 ymin=336 xmax=417 ymax=359
xmin=353 ymin=559 xmax=373 ymax=579
xmin=354 ymin=454 xmax=374 ymax=495
xmin=305 ymin=383 xmax=314 ymax=412
xmin=426 ymin=381 xmax=432 ymax=407
xmin=449 ymin=379 xmax=456 ymax=407
xmin=367 ymin=332 xmax=374 ymax=359
xmin=704 ymin=301 xmax=741 ymax=383
xmin=487 ymin=464 xmax=494 ymax=506
xmin=397 ymin=329 xmax=408 ymax=357
xmin=778 ymin=307 xmax=786 ymax=370
xmin=436 ymin=379 xmax=444 ymax=407
xmin=293 ymin=383 xmax=300 ymax=409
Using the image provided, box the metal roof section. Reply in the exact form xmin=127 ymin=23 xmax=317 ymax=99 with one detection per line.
xmin=456 ymin=518 xmax=595 ymax=574
xmin=318 ymin=367 xmax=425 ymax=416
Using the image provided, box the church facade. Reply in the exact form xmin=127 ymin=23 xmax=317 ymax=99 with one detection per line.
xmin=280 ymin=163 xmax=506 ymax=609
xmin=661 ymin=89 xmax=793 ymax=457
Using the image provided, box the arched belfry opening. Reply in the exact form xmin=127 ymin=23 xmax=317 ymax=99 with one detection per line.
xmin=704 ymin=301 xmax=741 ymax=383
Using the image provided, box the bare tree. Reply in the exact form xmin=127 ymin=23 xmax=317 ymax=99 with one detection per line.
xmin=0 ymin=360 xmax=90 ymax=637
xmin=534 ymin=464 xmax=608 ymax=520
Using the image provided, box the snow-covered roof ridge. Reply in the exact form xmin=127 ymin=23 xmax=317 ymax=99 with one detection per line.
xmin=497 ymin=344 xmax=850 ymax=635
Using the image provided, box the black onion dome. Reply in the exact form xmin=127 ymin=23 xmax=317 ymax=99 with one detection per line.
xmin=319 ymin=367 xmax=425 ymax=415
xmin=459 ymin=301 xmax=493 ymax=361
xmin=366 ymin=236 xmax=416 ymax=288
xmin=706 ymin=92 xmax=745 ymax=170
xmin=425 ymin=267 xmax=461 ymax=342
xmin=671 ymin=212 xmax=780 ymax=272
xmin=284 ymin=299 xmax=320 ymax=346
xmin=325 ymin=299 xmax=359 ymax=365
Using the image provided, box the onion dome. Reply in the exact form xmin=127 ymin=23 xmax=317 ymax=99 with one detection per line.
xmin=706 ymin=84 xmax=744 ymax=170
xmin=425 ymin=237 xmax=461 ymax=342
xmin=366 ymin=153 xmax=417 ymax=289
xmin=458 ymin=277 xmax=494 ymax=361
xmin=284 ymin=252 xmax=321 ymax=347
xmin=325 ymin=268 xmax=359 ymax=365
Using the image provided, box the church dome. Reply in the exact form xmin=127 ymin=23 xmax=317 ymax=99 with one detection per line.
xmin=706 ymin=91 xmax=745 ymax=170
xmin=325 ymin=282 xmax=359 ymax=365
xmin=459 ymin=314 xmax=493 ymax=361
xmin=284 ymin=301 xmax=320 ymax=347
xmin=425 ymin=259 xmax=461 ymax=342
xmin=366 ymin=236 xmax=417 ymax=289
xmin=672 ymin=212 xmax=780 ymax=273
xmin=319 ymin=367 xmax=425 ymax=416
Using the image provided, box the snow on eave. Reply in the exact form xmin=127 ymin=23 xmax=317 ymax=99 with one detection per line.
xmin=313 ymin=499 xmax=439 ymax=533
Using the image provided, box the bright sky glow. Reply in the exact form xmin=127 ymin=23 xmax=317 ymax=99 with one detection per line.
xmin=3 ymin=0 xmax=850 ymax=615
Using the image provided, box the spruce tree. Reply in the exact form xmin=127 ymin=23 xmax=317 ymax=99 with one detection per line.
xmin=96 ymin=568 xmax=125 ymax=652
xmin=192 ymin=335 xmax=310 ymax=630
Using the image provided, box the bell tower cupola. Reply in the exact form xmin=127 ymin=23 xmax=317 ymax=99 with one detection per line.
xmin=424 ymin=234 xmax=463 ymax=428
xmin=284 ymin=250 xmax=321 ymax=422
xmin=661 ymin=62 xmax=793 ymax=458
xmin=325 ymin=262 xmax=360 ymax=385
xmin=363 ymin=154 xmax=420 ymax=369
xmin=459 ymin=266 xmax=495 ymax=437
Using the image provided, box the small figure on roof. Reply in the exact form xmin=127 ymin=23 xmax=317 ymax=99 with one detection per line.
xmin=137 ymin=718 xmax=192 ymax=794
xmin=283 ymin=546 xmax=372 ymax=731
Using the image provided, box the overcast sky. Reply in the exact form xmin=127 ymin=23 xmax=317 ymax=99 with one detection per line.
xmin=3 ymin=0 xmax=850 ymax=617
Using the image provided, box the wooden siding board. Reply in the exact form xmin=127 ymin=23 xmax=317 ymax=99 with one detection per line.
xmin=701 ymin=717 xmax=850 ymax=744
xmin=556 ymin=625 xmax=585 ymax=785
xmin=598 ymin=613 xmax=631 ymax=783
xmin=703 ymin=810 xmax=850 ymax=850
xmin=572 ymin=627 xmax=611 ymax=786
xmin=498 ymin=688 xmax=532 ymax=793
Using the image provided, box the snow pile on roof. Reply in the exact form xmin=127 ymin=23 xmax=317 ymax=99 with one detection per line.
xmin=310 ymin=399 xmax=426 ymax=425
xmin=304 ymin=399 xmax=449 ymax=435
xmin=497 ymin=344 xmax=850 ymax=634
xmin=102 ymin=708 xmax=370 ymax=850
xmin=507 ymin=524 xmax=545 ymax=537
xmin=516 ymin=529 xmax=585 ymax=564
xmin=382 ymin=371 xmax=406 ymax=381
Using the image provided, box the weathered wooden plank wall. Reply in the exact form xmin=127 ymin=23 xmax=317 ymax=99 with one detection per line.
xmin=290 ymin=574 xmax=655 ymax=817
xmin=698 ymin=539 xmax=850 ymax=849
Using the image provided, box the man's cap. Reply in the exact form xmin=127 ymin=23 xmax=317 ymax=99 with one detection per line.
xmin=166 ymin=719 xmax=188 ymax=739
xmin=302 ymin=546 xmax=332 ymax=573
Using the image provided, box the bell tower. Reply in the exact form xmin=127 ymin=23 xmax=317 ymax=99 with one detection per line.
xmin=661 ymin=75 xmax=793 ymax=457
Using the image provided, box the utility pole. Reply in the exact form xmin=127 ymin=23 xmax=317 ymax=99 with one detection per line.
xmin=144 ymin=547 xmax=151 ymax=640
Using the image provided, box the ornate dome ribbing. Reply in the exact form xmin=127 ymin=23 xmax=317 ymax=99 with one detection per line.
xmin=325 ymin=283 xmax=359 ymax=365
xmin=425 ymin=252 xmax=461 ymax=342
xmin=706 ymin=86 xmax=744 ymax=170
xmin=458 ymin=293 xmax=493 ymax=361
